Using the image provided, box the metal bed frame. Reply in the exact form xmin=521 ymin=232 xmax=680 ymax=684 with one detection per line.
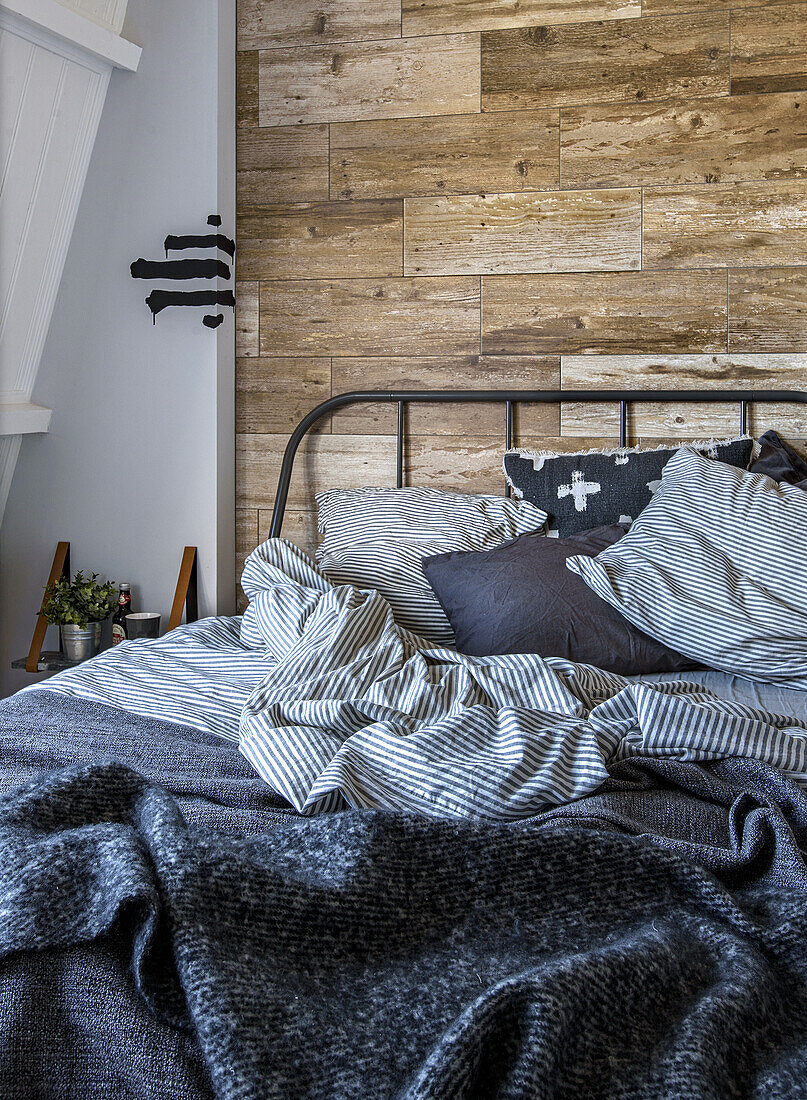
xmin=268 ymin=388 xmax=807 ymax=538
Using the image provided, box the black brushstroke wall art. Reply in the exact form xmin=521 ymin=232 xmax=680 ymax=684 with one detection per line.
xmin=131 ymin=214 xmax=235 ymax=328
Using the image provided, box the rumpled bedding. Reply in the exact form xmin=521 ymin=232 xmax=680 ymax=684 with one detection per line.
xmin=237 ymin=541 xmax=807 ymax=817
xmin=32 ymin=539 xmax=807 ymax=819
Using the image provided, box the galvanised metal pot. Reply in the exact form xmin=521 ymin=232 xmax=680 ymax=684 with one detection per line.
xmin=60 ymin=622 xmax=102 ymax=662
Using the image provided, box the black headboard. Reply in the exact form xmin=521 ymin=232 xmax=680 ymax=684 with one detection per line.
xmin=268 ymin=388 xmax=807 ymax=538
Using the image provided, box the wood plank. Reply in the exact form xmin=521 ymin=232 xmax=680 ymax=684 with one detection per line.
xmin=259 ymin=34 xmax=481 ymax=126
xmin=481 ymin=14 xmax=729 ymax=112
xmin=560 ymin=400 xmax=739 ymax=438
xmin=237 ymin=50 xmax=258 ymax=129
xmin=643 ymin=181 xmax=807 ymax=269
xmin=482 ymin=272 xmax=727 ymax=354
xmin=644 ymin=0 xmax=792 ymax=15
xmin=561 ymin=353 xmax=807 ymax=437
xmin=258 ymin=509 xmax=321 ymax=557
xmin=408 ymin=437 xmax=512 ymax=494
xmin=750 ymin=404 xmax=807 ymax=438
xmin=729 ymin=267 xmax=807 ymax=351
xmin=237 ymin=125 xmax=329 ymax=205
xmin=238 ymin=0 xmax=400 ymax=49
xmin=330 ymin=110 xmax=559 ymax=200
xmin=732 ymin=5 xmax=807 ymax=97
xmin=561 ymin=92 xmax=807 ymax=190
xmin=237 ymin=200 xmax=403 ymax=279
xmin=330 ymin=355 xmax=561 ymax=435
xmin=259 ymin=277 xmax=480 ymax=356
xmin=236 ymin=357 xmax=331 ymax=433
xmin=236 ymin=507 xmax=259 ymax=611
xmin=404 ymin=189 xmax=640 ymax=275
xmin=237 ymin=432 xmax=397 ymax=509
xmin=560 ymin=408 xmax=807 ymax=439
xmin=510 ymin=435 xmax=623 ymax=454
xmin=235 ymin=281 xmax=259 ymax=357
xmin=562 ymin=352 xmax=807 ymax=390
xmin=402 ymin=0 xmax=640 ymax=36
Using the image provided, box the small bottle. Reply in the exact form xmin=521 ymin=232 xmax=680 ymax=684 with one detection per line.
xmin=111 ymin=584 xmax=133 ymax=645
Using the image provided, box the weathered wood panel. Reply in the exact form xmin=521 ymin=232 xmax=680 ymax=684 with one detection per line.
xmin=562 ymin=353 xmax=807 ymax=436
xmin=482 ymin=272 xmax=727 ymax=354
xmin=238 ymin=0 xmax=400 ymax=49
xmin=401 ymin=0 xmax=640 ymax=36
xmin=330 ymin=355 xmax=561 ymax=435
xmin=562 ymin=352 xmax=807 ymax=390
xmin=750 ymin=405 xmax=807 ymax=438
xmin=237 ymin=432 xmax=397 ymax=509
xmin=236 ymin=507 xmax=259 ymax=609
xmin=236 ymin=357 xmax=331 ymax=433
xmin=644 ymin=0 xmax=790 ymax=15
xmin=237 ymin=200 xmax=403 ymax=279
xmin=644 ymin=181 xmax=807 ymax=269
xmin=237 ymin=125 xmax=329 ymax=205
xmin=237 ymin=50 xmax=258 ymax=129
xmin=235 ymin=282 xmax=259 ymax=357
xmin=408 ymin=438 xmax=511 ymax=494
xmin=259 ymin=35 xmax=481 ymax=126
xmin=731 ymin=6 xmax=807 ymax=97
xmin=330 ymin=110 xmax=559 ymax=200
xmin=404 ymin=189 xmax=641 ymax=275
xmin=729 ymin=268 xmax=807 ymax=351
xmin=561 ymin=92 xmax=807 ymax=190
xmin=481 ymin=14 xmax=729 ymax=112
xmin=258 ymin=509 xmax=320 ymax=555
xmin=260 ymin=277 xmax=481 ymax=356
xmin=561 ymin=401 xmax=739 ymax=438
xmin=235 ymin=0 xmax=807 ymax=567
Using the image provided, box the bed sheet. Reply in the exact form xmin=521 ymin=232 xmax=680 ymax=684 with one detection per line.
xmin=635 ymin=669 xmax=807 ymax=723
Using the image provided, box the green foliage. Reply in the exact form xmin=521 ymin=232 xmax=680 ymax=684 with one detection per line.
xmin=41 ymin=571 xmax=117 ymax=628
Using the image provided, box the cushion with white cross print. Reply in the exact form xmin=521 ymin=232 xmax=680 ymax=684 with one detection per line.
xmin=503 ymin=437 xmax=753 ymax=536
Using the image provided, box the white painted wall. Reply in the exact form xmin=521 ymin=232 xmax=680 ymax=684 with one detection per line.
xmin=0 ymin=0 xmax=235 ymax=695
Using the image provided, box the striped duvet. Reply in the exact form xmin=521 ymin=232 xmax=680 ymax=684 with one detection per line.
xmin=33 ymin=539 xmax=807 ymax=820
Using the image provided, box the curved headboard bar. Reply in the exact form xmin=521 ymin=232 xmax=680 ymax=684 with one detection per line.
xmin=268 ymin=388 xmax=807 ymax=538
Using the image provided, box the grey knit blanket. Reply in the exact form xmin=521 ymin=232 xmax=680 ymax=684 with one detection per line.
xmin=3 ymin=691 xmax=807 ymax=1099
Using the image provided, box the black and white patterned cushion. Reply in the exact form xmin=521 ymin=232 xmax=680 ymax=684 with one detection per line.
xmin=504 ymin=437 xmax=753 ymax=536
xmin=568 ymin=446 xmax=807 ymax=684
xmin=316 ymin=486 xmax=547 ymax=645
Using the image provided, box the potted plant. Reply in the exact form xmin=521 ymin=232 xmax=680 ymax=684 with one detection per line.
xmin=41 ymin=571 xmax=118 ymax=661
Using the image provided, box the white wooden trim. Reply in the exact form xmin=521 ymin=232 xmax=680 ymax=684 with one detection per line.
xmin=0 ymin=0 xmax=136 ymax=528
xmin=0 ymin=401 xmax=52 ymax=434
xmin=13 ymin=66 xmax=110 ymax=398
xmin=0 ymin=0 xmax=140 ymax=69
xmin=0 ymin=434 xmax=22 ymax=526
xmin=53 ymin=0 xmax=128 ymax=35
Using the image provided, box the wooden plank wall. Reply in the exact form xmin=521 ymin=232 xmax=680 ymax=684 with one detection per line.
xmin=235 ymin=0 xmax=807 ymax=599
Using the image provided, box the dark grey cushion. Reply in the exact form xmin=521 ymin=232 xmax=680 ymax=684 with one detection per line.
xmin=504 ymin=437 xmax=754 ymax=536
xmin=749 ymin=430 xmax=807 ymax=491
xmin=422 ymin=525 xmax=699 ymax=675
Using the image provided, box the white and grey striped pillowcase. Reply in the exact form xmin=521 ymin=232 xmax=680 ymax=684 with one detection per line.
xmin=315 ymin=486 xmax=548 ymax=646
xmin=568 ymin=446 xmax=807 ymax=686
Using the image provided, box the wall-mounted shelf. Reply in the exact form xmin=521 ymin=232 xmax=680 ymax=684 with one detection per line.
xmin=12 ymin=542 xmax=199 ymax=674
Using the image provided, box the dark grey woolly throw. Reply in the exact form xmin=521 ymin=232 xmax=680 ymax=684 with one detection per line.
xmin=3 ymin=691 xmax=807 ymax=1099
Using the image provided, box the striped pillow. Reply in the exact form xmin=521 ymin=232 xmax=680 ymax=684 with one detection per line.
xmin=567 ymin=446 xmax=807 ymax=684
xmin=316 ymin=486 xmax=548 ymax=645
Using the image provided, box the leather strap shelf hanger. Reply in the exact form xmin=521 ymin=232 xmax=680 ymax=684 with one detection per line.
xmin=23 ymin=541 xmax=71 ymax=673
xmin=168 ymin=546 xmax=198 ymax=632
